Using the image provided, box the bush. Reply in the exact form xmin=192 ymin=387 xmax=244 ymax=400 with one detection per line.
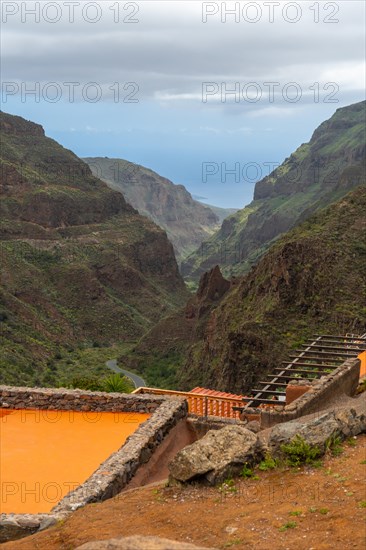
xmin=258 ymin=454 xmax=279 ymax=471
xmin=241 ymin=464 xmax=257 ymax=479
xmin=280 ymin=435 xmax=322 ymax=467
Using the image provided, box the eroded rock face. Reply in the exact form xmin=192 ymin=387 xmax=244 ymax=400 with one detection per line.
xmin=76 ymin=535 xmax=216 ymax=550
xmin=84 ymin=156 xmax=222 ymax=263
xmin=268 ymin=408 xmax=366 ymax=456
xmin=196 ymin=265 xmax=231 ymax=303
xmin=185 ymin=266 xmax=231 ymax=321
xmin=168 ymin=425 xmax=261 ymax=485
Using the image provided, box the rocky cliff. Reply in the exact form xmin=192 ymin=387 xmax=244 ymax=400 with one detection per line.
xmin=182 ymin=101 xmax=366 ymax=280
xmin=84 ymin=157 xmax=233 ymax=263
xmin=179 ymin=185 xmax=366 ymax=393
xmin=129 ymin=185 xmax=366 ymax=392
xmin=0 ymin=112 xmax=188 ymax=386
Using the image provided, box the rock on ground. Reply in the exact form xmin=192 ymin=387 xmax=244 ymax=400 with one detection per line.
xmin=168 ymin=425 xmax=261 ymax=485
xmin=76 ymin=535 xmax=216 ymax=549
xmin=268 ymin=408 xmax=366 ymax=456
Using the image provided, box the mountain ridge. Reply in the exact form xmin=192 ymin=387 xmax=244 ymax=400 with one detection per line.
xmin=0 ymin=111 xmax=188 ymax=387
xmin=126 ymin=184 xmax=366 ymax=392
xmin=84 ymin=157 xmax=235 ymax=264
xmin=182 ymin=100 xmax=366 ymax=280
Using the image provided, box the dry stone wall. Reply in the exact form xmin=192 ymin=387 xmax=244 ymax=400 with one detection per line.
xmin=0 ymin=386 xmax=164 ymax=413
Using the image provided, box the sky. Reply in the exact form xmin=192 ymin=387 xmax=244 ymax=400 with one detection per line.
xmin=1 ymin=1 xmax=365 ymax=207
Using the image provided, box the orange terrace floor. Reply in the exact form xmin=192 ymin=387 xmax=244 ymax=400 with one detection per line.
xmin=0 ymin=409 xmax=150 ymax=514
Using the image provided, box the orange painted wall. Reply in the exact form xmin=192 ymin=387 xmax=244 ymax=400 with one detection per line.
xmin=0 ymin=408 xmax=150 ymax=514
xmin=359 ymin=351 xmax=366 ymax=377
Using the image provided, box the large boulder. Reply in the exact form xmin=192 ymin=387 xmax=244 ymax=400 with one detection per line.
xmin=168 ymin=425 xmax=261 ymax=485
xmin=268 ymin=408 xmax=366 ymax=457
xmin=76 ymin=535 xmax=216 ymax=549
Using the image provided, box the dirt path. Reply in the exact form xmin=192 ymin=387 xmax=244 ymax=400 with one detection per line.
xmin=4 ymin=435 xmax=366 ymax=550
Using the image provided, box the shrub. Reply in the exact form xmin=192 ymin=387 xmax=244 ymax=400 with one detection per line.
xmin=325 ymin=434 xmax=343 ymax=456
xmin=258 ymin=454 xmax=279 ymax=471
xmin=280 ymin=435 xmax=322 ymax=467
xmin=241 ymin=464 xmax=258 ymax=479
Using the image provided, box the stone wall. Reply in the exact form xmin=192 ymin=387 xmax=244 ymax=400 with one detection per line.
xmin=0 ymin=386 xmax=188 ymax=543
xmin=261 ymin=357 xmax=361 ymax=428
xmin=0 ymin=385 xmax=165 ymax=413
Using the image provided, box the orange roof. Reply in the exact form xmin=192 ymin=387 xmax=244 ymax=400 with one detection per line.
xmin=189 ymin=387 xmax=244 ymax=400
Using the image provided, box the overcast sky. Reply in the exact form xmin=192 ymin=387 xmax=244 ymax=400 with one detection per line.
xmin=1 ymin=1 xmax=365 ymax=207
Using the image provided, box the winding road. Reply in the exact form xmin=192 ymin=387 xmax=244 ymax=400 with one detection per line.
xmin=105 ymin=359 xmax=146 ymax=389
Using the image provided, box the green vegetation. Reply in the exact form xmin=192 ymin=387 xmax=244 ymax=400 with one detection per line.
xmin=279 ymin=521 xmax=297 ymax=531
xmin=66 ymin=372 xmax=133 ymax=393
xmin=240 ymin=464 xmax=258 ymax=479
xmin=101 ymin=373 xmax=133 ymax=393
xmin=258 ymin=455 xmax=279 ymax=471
xmin=174 ymin=184 xmax=366 ymax=393
xmin=219 ymin=478 xmax=238 ymax=494
xmin=0 ymin=111 xmax=187 ymax=387
xmin=280 ymin=435 xmax=323 ymax=467
xmin=325 ymin=435 xmax=344 ymax=457
xmin=183 ymin=101 xmax=365 ymax=281
xmin=223 ymin=539 xmax=244 ymax=548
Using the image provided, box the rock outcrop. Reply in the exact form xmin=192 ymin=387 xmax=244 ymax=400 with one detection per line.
xmin=178 ymin=185 xmax=366 ymax=393
xmin=168 ymin=403 xmax=366 ymax=489
xmin=126 ymin=266 xmax=231 ymax=387
xmin=168 ymin=425 xmax=261 ymax=485
xmin=268 ymin=408 xmax=366 ymax=457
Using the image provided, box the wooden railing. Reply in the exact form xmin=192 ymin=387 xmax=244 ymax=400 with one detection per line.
xmin=132 ymin=387 xmax=243 ymax=419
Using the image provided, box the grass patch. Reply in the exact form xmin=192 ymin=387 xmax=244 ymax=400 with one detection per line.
xmin=279 ymin=521 xmax=297 ymax=531
xmin=219 ymin=478 xmax=238 ymax=494
xmin=258 ymin=455 xmax=279 ymax=471
xmin=241 ymin=464 xmax=258 ymax=479
xmin=325 ymin=434 xmax=344 ymax=457
xmin=223 ymin=539 xmax=244 ymax=548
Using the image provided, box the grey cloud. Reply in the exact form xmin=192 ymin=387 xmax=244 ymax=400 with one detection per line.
xmin=1 ymin=1 xmax=365 ymax=103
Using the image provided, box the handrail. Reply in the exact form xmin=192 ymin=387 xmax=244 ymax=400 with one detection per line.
xmin=132 ymin=387 xmax=243 ymax=419
xmin=132 ymin=387 xmax=244 ymax=402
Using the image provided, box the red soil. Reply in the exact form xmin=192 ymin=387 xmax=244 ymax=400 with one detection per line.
xmin=3 ymin=435 xmax=366 ymax=550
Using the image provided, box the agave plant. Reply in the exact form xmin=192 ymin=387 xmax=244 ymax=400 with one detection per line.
xmin=101 ymin=373 xmax=133 ymax=393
